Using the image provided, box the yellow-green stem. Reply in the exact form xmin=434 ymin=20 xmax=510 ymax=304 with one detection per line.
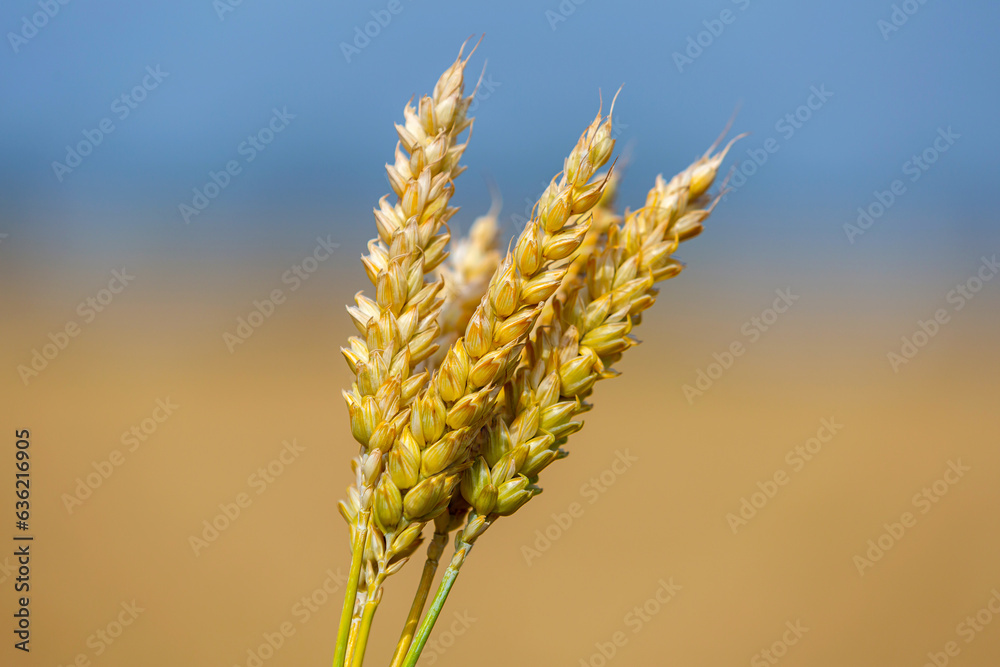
xmin=350 ymin=591 xmax=382 ymax=667
xmin=401 ymin=540 xmax=473 ymax=667
xmin=389 ymin=531 xmax=449 ymax=667
xmin=333 ymin=513 xmax=369 ymax=667
xmin=344 ymin=600 xmax=363 ymax=665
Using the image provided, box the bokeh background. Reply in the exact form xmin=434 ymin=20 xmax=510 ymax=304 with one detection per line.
xmin=3 ymin=1 xmax=999 ymax=665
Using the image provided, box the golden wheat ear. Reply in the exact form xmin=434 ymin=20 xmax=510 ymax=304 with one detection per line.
xmin=333 ymin=44 xmax=480 ymax=667
xmin=363 ymin=99 xmax=620 ymax=549
xmin=430 ymin=182 xmax=503 ymax=371
xmin=457 ymin=137 xmax=736 ymax=543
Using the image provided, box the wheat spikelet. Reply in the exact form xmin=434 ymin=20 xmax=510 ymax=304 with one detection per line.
xmin=456 ymin=139 xmax=738 ymax=542
xmin=341 ymin=48 xmax=474 ymax=420
xmin=333 ymin=49 xmax=481 ymax=664
xmin=544 ymin=167 xmax=623 ymax=324
xmin=431 ymin=193 xmax=503 ymax=370
xmin=338 ymin=43 xmax=475 ymax=531
xmin=345 ymin=102 xmax=620 ymax=610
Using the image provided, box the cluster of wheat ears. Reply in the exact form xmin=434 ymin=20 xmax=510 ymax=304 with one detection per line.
xmin=332 ymin=41 xmax=738 ymax=666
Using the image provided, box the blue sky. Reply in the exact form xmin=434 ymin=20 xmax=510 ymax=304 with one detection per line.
xmin=2 ymin=0 xmax=997 ymax=260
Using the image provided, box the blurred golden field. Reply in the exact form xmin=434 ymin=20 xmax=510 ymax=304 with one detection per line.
xmin=2 ymin=239 xmax=999 ymax=666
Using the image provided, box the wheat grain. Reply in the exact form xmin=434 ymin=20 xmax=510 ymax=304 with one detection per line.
xmin=332 ymin=41 xmax=741 ymax=667
xmin=341 ymin=104 xmax=621 ymax=652
xmin=430 ymin=192 xmax=503 ymax=370
xmin=340 ymin=43 xmax=476 ymax=513
xmin=338 ymin=99 xmax=620 ymax=667
xmin=457 ymin=138 xmax=738 ymax=543
xmin=332 ymin=43 xmax=478 ymax=667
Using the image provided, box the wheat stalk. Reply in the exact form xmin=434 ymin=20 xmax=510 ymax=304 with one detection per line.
xmin=341 ymin=100 xmax=619 ymax=665
xmin=399 ymin=139 xmax=737 ymax=666
xmin=332 ymin=42 xmax=478 ymax=667
xmin=331 ymin=40 xmax=738 ymax=666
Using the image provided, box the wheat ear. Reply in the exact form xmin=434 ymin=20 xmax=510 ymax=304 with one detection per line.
xmin=401 ymin=140 xmax=735 ymax=667
xmin=332 ymin=43 xmax=477 ymax=667
xmin=343 ymin=103 xmax=618 ymax=664
xmin=540 ymin=167 xmax=623 ymax=327
xmin=464 ymin=139 xmax=737 ymax=535
xmin=430 ymin=192 xmax=503 ymax=369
